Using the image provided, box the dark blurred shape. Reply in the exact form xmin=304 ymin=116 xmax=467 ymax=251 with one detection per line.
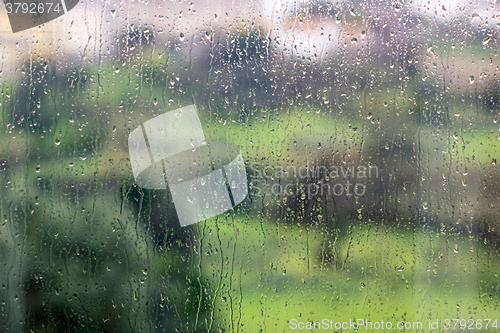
xmin=0 ymin=159 xmax=8 ymax=171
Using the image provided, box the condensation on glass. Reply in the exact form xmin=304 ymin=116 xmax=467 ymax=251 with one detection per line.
xmin=0 ymin=0 xmax=499 ymax=331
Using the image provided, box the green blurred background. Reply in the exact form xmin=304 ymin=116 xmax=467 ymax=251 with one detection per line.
xmin=0 ymin=0 xmax=499 ymax=331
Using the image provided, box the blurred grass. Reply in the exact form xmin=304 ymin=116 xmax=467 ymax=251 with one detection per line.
xmin=189 ymin=214 xmax=499 ymax=332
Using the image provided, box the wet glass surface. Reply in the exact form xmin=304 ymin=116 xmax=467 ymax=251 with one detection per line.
xmin=0 ymin=0 xmax=499 ymax=331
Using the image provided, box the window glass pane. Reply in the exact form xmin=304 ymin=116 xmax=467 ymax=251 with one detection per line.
xmin=0 ymin=0 xmax=499 ymax=331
